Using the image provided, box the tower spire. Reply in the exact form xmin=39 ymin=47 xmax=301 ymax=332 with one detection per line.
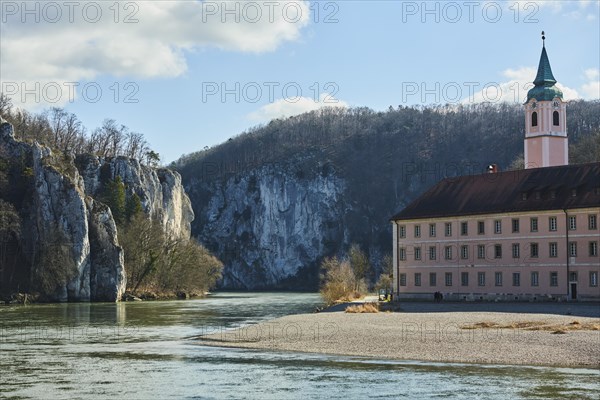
xmin=542 ymin=31 xmax=545 ymax=47
xmin=527 ymin=32 xmax=562 ymax=102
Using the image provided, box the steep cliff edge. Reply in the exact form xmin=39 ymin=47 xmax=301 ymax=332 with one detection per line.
xmin=188 ymin=161 xmax=348 ymax=289
xmin=0 ymin=121 xmax=193 ymax=301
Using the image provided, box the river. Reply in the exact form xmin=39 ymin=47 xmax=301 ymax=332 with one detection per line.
xmin=0 ymin=292 xmax=598 ymax=399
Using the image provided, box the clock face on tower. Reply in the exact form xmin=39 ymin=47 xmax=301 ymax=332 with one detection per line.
xmin=531 ymin=102 xmax=537 ymax=109
xmin=553 ymin=101 xmax=560 ymax=108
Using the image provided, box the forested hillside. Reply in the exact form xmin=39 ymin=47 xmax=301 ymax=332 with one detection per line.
xmin=174 ymin=100 xmax=600 ymax=290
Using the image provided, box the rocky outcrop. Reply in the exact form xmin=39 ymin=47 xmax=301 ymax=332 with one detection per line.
xmin=0 ymin=121 xmax=192 ymax=301
xmin=77 ymin=155 xmax=193 ymax=239
xmin=187 ymin=162 xmax=349 ymax=289
xmin=88 ymin=199 xmax=126 ymax=302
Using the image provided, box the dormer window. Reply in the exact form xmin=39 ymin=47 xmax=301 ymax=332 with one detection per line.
xmin=532 ymin=112 xmax=538 ymax=127
xmin=534 ymin=192 xmax=541 ymax=200
xmin=521 ymin=192 xmax=528 ymax=201
xmin=571 ymin=189 xmax=577 ymax=197
xmin=550 ymin=190 xmax=556 ymax=199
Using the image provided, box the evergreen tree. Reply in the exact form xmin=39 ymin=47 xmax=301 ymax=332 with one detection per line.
xmin=125 ymin=192 xmax=143 ymax=222
xmin=104 ymin=177 xmax=126 ymax=225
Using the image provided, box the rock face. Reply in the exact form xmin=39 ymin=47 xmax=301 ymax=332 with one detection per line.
xmin=88 ymin=199 xmax=126 ymax=302
xmin=0 ymin=122 xmax=192 ymax=301
xmin=77 ymin=155 xmax=193 ymax=239
xmin=186 ymin=162 xmax=349 ymax=289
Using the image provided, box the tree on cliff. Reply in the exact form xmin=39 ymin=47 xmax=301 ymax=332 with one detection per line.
xmin=103 ymin=177 xmax=126 ymax=225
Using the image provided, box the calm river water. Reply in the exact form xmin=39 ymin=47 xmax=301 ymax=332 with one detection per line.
xmin=0 ymin=292 xmax=598 ymax=399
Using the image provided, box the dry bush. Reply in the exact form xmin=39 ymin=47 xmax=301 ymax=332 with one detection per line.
xmin=320 ymin=257 xmax=357 ymax=305
xmin=345 ymin=303 xmax=380 ymax=313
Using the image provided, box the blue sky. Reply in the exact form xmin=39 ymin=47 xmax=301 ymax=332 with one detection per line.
xmin=1 ymin=1 xmax=599 ymax=162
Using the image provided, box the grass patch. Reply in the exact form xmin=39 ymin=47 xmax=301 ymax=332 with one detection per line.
xmin=345 ymin=303 xmax=380 ymax=313
xmin=461 ymin=320 xmax=600 ymax=333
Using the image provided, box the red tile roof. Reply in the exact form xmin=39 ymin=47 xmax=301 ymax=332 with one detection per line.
xmin=391 ymin=163 xmax=600 ymax=221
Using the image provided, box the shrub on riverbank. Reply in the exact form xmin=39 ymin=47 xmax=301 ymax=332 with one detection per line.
xmin=319 ymin=257 xmax=365 ymax=305
xmin=345 ymin=303 xmax=379 ymax=313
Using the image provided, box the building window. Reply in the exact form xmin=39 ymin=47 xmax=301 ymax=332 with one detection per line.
xmin=460 ymin=245 xmax=469 ymax=260
xmin=494 ymin=220 xmax=501 ymax=234
xmin=512 ymin=243 xmax=520 ymax=259
xmin=549 ymin=216 xmax=557 ymax=231
xmin=414 ymin=225 xmax=421 ymax=238
xmin=532 ymin=111 xmax=538 ymax=127
xmin=429 ymin=223 xmax=436 ymax=237
xmin=590 ymin=271 xmax=598 ymax=287
xmin=400 ymin=274 xmax=407 ymax=286
xmin=534 ymin=192 xmax=541 ymax=200
xmin=521 ymin=192 xmax=528 ymax=201
xmin=399 ymin=248 xmax=406 ymax=261
xmin=530 ymin=243 xmax=539 ymax=258
xmin=429 ymin=272 xmax=436 ymax=286
xmin=414 ymin=247 xmax=422 ymax=260
xmin=550 ymin=272 xmax=558 ymax=287
xmin=444 ymin=246 xmax=453 ymax=260
xmin=495 ymin=272 xmax=503 ymax=286
xmin=477 ymin=221 xmax=485 ymax=235
xmin=589 ymin=242 xmax=598 ymax=257
xmin=477 ymin=245 xmax=486 ymax=260
xmin=569 ymin=242 xmax=577 ymax=257
xmin=569 ymin=216 xmax=577 ymax=231
xmin=571 ymin=189 xmax=577 ymax=197
xmin=494 ymin=244 xmax=502 ymax=259
xmin=415 ymin=273 xmax=421 ymax=286
xmin=399 ymin=225 xmax=406 ymax=238
xmin=553 ymin=110 xmax=559 ymax=126
xmin=512 ymin=272 xmax=520 ymax=287
xmin=530 ymin=217 xmax=538 ymax=232
xmin=531 ymin=271 xmax=539 ymax=287
xmin=445 ymin=272 xmax=453 ymax=286
xmin=569 ymin=272 xmax=578 ymax=282
xmin=549 ymin=242 xmax=558 ymax=258
xmin=478 ymin=272 xmax=485 ymax=286
xmin=589 ymin=215 xmax=598 ymax=230
xmin=512 ymin=218 xmax=520 ymax=233
xmin=461 ymin=222 xmax=468 ymax=236
xmin=445 ymin=222 xmax=452 ymax=237
xmin=461 ymin=272 xmax=469 ymax=286
xmin=429 ymin=246 xmax=437 ymax=260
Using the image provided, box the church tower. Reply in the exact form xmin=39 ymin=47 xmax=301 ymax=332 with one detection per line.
xmin=524 ymin=33 xmax=568 ymax=169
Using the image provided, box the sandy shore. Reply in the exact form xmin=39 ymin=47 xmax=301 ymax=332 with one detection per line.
xmin=198 ymin=310 xmax=600 ymax=367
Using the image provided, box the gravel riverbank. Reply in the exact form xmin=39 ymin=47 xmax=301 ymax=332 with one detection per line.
xmin=198 ymin=310 xmax=600 ymax=367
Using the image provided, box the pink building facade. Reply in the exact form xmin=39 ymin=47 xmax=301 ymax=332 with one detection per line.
xmin=391 ymin=40 xmax=600 ymax=301
xmin=392 ymin=207 xmax=600 ymax=301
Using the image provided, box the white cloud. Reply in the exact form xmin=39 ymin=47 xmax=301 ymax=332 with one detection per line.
xmin=462 ymin=67 xmax=580 ymax=104
xmin=0 ymin=1 xmax=310 ymax=109
xmin=247 ymin=93 xmax=348 ymax=122
xmin=581 ymin=68 xmax=600 ymax=99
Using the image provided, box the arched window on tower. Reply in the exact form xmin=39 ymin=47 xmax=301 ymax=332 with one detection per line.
xmin=553 ymin=111 xmax=559 ymax=126
xmin=532 ymin=112 xmax=538 ymax=127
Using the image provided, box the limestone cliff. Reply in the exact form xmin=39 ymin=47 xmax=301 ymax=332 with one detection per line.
xmin=76 ymin=154 xmax=193 ymax=240
xmin=186 ymin=161 xmax=350 ymax=289
xmin=0 ymin=121 xmax=193 ymax=301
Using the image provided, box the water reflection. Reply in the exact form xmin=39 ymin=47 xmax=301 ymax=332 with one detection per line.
xmin=1 ymin=293 xmax=598 ymax=400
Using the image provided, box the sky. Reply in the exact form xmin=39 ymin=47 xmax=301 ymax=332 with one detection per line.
xmin=1 ymin=0 xmax=599 ymax=163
